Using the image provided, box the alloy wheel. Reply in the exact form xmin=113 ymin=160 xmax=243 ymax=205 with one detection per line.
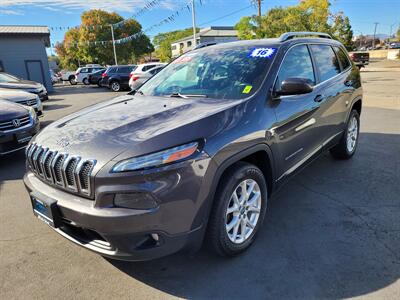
xmin=111 ymin=82 xmax=120 ymax=91
xmin=225 ymin=179 xmax=261 ymax=244
xmin=346 ymin=116 xmax=358 ymax=153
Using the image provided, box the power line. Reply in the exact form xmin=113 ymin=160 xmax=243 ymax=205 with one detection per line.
xmin=198 ymin=4 xmax=253 ymax=27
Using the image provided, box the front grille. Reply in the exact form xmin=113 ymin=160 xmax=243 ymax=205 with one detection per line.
xmin=26 ymin=143 xmax=96 ymax=197
xmin=17 ymin=98 xmax=38 ymax=107
xmin=0 ymin=115 xmax=31 ymax=131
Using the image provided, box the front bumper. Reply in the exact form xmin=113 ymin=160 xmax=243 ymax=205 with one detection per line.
xmin=0 ymin=122 xmax=40 ymax=155
xmin=23 ymin=157 xmax=211 ymax=261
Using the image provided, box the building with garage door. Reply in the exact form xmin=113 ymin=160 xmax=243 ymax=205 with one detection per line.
xmin=0 ymin=25 xmax=53 ymax=91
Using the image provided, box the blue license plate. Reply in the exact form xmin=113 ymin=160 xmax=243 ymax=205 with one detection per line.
xmin=31 ymin=196 xmax=60 ymax=227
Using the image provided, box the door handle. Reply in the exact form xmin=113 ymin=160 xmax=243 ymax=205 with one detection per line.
xmin=314 ymin=95 xmax=324 ymax=103
xmin=344 ymin=80 xmax=353 ymax=87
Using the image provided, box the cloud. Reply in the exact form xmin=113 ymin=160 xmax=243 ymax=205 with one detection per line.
xmin=0 ymin=8 xmax=23 ymax=15
xmin=0 ymin=0 xmax=182 ymax=13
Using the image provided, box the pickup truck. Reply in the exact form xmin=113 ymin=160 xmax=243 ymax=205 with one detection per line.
xmin=349 ymin=51 xmax=370 ymax=68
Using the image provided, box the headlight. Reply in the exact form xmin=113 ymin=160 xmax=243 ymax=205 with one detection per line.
xmin=28 ymin=107 xmax=37 ymax=120
xmin=112 ymin=142 xmax=199 ymax=172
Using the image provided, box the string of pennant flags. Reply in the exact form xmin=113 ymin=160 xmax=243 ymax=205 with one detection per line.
xmin=50 ymin=0 xmax=202 ymax=32
xmin=55 ymin=0 xmax=199 ymax=48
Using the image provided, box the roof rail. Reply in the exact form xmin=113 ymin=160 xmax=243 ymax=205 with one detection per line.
xmin=279 ymin=32 xmax=332 ymax=42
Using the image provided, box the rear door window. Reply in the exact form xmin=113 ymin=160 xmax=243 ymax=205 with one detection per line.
xmin=333 ymin=46 xmax=351 ymax=71
xmin=143 ymin=65 xmax=155 ymax=71
xmin=118 ymin=67 xmax=131 ymax=74
xmin=310 ymin=45 xmax=341 ymax=82
xmin=275 ymin=44 xmax=315 ymax=90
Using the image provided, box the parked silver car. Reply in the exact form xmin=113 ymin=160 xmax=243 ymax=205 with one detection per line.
xmin=0 ymin=88 xmax=43 ymax=117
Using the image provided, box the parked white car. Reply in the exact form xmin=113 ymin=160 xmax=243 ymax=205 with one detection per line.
xmin=129 ymin=65 xmax=165 ymax=91
xmin=129 ymin=63 xmax=166 ymax=78
xmin=49 ymin=70 xmax=60 ymax=85
xmin=75 ymin=66 xmax=106 ymax=85
xmin=0 ymin=88 xmax=43 ymax=117
xmin=59 ymin=70 xmax=76 ymax=85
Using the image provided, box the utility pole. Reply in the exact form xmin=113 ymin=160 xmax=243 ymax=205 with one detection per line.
xmin=389 ymin=23 xmax=396 ymax=41
xmin=110 ymin=25 xmax=118 ymax=65
xmin=257 ymin=0 xmax=262 ymax=18
xmin=191 ymin=0 xmax=197 ymax=48
xmin=372 ymin=22 xmax=378 ymax=50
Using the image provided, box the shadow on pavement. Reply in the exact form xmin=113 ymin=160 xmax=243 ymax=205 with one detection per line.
xmin=50 ymin=85 xmax=125 ymax=96
xmin=108 ymin=132 xmax=400 ymax=299
xmin=43 ymin=104 xmax=72 ymax=111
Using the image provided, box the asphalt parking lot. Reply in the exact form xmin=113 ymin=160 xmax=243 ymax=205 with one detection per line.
xmin=1 ymin=63 xmax=399 ymax=299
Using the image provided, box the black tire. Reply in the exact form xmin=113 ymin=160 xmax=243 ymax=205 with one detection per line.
xmin=110 ymin=80 xmax=121 ymax=92
xmin=83 ymin=78 xmax=89 ymax=85
xmin=69 ymin=75 xmax=77 ymax=85
xmin=207 ymin=162 xmax=268 ymax=257
xmin=97 ymin=79 xmax=102 ymax=87
xmin=330 ymin=109 xmax=360 ymax=159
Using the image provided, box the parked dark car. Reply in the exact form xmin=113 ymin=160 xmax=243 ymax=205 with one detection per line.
xmin=0 ymin=72 xmax=48 ymax=101
xmin=88 ymin=69 xmax=105 ymax=86
xmin=100 ymin=65 xmax=136 ymax=91
xmin=349 ymin=51 xmax=370 ymax=68
xmin=24 ymin=32 xmax=362 ymax=261
xmin=0 ymin=100 xmax=40 ymax=156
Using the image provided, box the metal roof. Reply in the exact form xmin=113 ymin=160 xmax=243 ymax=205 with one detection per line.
xmin=0 ymin=25 xmax=50 ymax=35
xmin=0 ymin=25 xmax=50 ymax=46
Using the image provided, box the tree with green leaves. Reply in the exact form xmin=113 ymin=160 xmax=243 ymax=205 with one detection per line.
xmin=56 ymin=9 xmax=153 ymax=69
xmin=237 ymin=0 xmax=354 ymax=50
xmin=330 ymin=13 xmax=354 ymax=50
xmin=153 ymin=28 xmax=199 ymax=62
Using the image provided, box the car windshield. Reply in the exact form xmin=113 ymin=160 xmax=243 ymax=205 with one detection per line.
xmin=0 ymin=72 xmax=19 ymax=83
xmin=139 ymin=45 xmax=277 ymax=100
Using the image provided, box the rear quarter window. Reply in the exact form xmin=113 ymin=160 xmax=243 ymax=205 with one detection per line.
xmin=310 ymin=44 xmax=341 ymax=82
xmin=334 ymin=46 xmax=351 ymax=71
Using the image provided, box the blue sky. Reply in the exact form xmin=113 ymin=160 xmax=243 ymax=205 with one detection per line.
xmin=0 ymin=0 xmax=399 ymax=50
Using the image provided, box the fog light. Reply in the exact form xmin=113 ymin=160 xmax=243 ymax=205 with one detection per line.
xmin=114 ymin=193 xmax=158 ymax=209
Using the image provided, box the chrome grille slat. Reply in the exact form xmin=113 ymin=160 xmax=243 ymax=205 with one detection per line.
xmin=17 ymin=99 xmax=38 ymax=106
xmin=27 ymin=143 xmax=96 ymax=198
xmin=0 ymin=114 xmax=31 ymax=131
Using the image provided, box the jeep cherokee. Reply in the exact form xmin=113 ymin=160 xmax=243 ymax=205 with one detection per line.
xmin=24 ymin=32 xmax=362 ymax=261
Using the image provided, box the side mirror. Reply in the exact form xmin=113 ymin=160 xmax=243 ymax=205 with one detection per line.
xmin=275 ymin=78 xmax=313 ymax=96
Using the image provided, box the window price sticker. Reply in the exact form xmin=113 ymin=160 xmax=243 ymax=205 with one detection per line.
xmin=248 ymin=47 xmax=276 ymax=58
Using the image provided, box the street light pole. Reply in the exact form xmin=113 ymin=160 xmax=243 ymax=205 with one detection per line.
xmin=191 ymin=0 xmax=197 ymax=48
xmin=110 ymin=25 xmax=118 ymax=65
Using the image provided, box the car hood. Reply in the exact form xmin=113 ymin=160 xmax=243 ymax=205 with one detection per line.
xmin=32 ymin=95 xmax=244 ymax=165
xmin=0 ymin=88 xmax=36 ymax=102
xmin=0 ymin=100 xmax=29 ymax=121
xmin=0 ymin=80 xmax=42 ymax=91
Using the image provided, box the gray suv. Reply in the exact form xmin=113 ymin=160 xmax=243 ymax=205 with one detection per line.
xmin=24 ymin=32 xmax=362 ymax=261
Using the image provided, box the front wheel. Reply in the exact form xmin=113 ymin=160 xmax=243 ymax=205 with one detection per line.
xmin=330 ymin=109 xmax=360 ymax=159
xmin=207 ymin=162 xmax=268 ymax=257
xmin=69 ymin=75 xmax=77 ymax=85
xmin=83 ymin=78 xmax=89 ymax=85
xmin=110 ymin=81 xmax=121 ymax=92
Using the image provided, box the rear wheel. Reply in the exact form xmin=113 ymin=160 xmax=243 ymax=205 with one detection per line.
xmin=97 ymin=79 xmax=102 ymax=87
xmin=207 ymin=162 xmax=268 ymax=256
xmin=330 ymin=109 xmax=360 ymax=159
xmin=110 ymin=81 xmax=121 ymax=92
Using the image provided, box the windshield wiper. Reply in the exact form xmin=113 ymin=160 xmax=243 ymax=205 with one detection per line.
xmin=129 ymin=89 xmax=144 ymax=96
xmin=169 ymin=93 xmax=207 ymax=99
